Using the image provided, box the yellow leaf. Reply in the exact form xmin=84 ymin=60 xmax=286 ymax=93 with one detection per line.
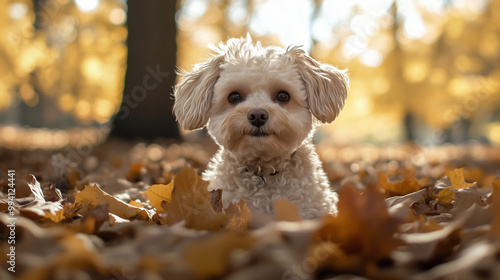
xmin=378 ymin=172 xmax=421 ymax=197
xmin=274 ymin=199 xmax=301 ymax=222
xmin=129 ymin=200 xmax=144 ymax=208
xmin=44 ymin=208 xmax=66 ymax=223
xmin=44 ymin=203 xmax=82 ymax=223
xmin=184 ymin=232 xmax=254 ymax=279
xmin=145 ymin=182 xmax=174 ymax=213
xmin=75 ymin=184 xmax=149 ymax=220
xmin=435 ymin=187 xmax=456 ymax=205
xmin=446 ymin=168 xmax=474 ymax=189
xmin=160 ymin=166 xmax=228 ymax=231
xmin=224 ymin=200 xmax=252 ymax=232
xmin=314 ymin=186 xmax=402 ymax=263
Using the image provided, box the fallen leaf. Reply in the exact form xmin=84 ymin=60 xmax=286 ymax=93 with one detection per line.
xmin=75 ymin=203 xmax=110 ymax=234
xmin=274 ymin=199 xmax=302 ymax=222
xmin=378 ymin=172 xmax=422 ymax=197
xmin=160 ymin=166 xmax=228 ymax=231
xmin=435 ymin=187 xmax=456 ymax=205
xmin=314 ymin=185 xmax=403 ymax=264
xmin=27 ymin=175 xmax=45 ymax=202
xmin=401 ymin=218 xmax=464 ymax=262
xmin=488 ymin=180 xmax=500 ymax=238
xmin=307 ymin=241 xmax=363 ymax=274
xmin=108 ymin=213 xmax=130 ymax=226
xmin=126 ymin=162 xmax=144 ymax=182
xmin=184 ymin=232 xmax=255 ymax=279
xmin=75 ymin=184 xmax=149 ymax=220
xmin=447 ymin=168 xmax=474 ymax=189
xmin=145 ymin=182 xmax=174 ymax=213
xmin=2 ymin=175 xmax=65 ymax=221
xmin=224 ymin=199 xmax=252 ymax=232
xmin=129 ymin=200 xmax=144 ymax=208
xmin=41 ymin=183 xmax=63 ymax=202
xmin=45 ymin=203 xmax=82 ymax=223
xmin=462 ymin=167 xmax=485 ymax=184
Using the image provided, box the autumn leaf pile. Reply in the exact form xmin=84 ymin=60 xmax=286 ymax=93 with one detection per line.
xmin=2 ymin=140 xmax=500 ymax=280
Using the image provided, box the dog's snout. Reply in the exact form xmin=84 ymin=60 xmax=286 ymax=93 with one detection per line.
xmin=247 ymin=109 xmax=269 ymax=127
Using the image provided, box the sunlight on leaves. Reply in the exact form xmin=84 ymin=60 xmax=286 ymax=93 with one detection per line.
xmin=447 ymin=168 xmax=475 ymax=189
xmin=145 ymin=182 xmax=174 ymax=213
xmin=159 ymin=165 xmax=228 ymax=231
xmin=75 ymin=184 xmax=149 ymax=220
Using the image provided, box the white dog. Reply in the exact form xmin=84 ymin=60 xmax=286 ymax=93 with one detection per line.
xmin=173 ymin=35 xmax=348 ymax=222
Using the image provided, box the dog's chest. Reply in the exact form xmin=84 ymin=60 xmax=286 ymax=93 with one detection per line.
xmin=232 ymin=166 xmax=314 ymax=202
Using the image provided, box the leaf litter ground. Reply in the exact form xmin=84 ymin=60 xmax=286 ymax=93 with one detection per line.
xmin=1 ymin=139 xmax=500 ymax=280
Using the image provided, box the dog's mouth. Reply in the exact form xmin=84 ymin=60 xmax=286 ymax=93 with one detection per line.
xmin=250 ymin=131 xmax=270 ymax=137
xmin=246 ymin=129 xmax=274 ymax=138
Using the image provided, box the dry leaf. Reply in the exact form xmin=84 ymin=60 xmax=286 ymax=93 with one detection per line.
xmin=447 ymin=168 xmax=474 ymax=189
xmin=224 ymin=200 xmax=252 ymax=232
xmin=45 ymin=204 xmax=82 ymax=223
xmin=128 ymin=200 xmax=144 ymax=208
xmin=3 ymin=175 xmax=65 ymax=221
xmin=183 ymin=232 xmax=255 ymax=279
xmin=488 ymin=180 xmax=500 ymax=238
xmin=401 ymin=218 xmax=464 ymax=262
xmin=75 ymin=184 xmax=149 ymax=220
xmin=274 ymin=199 xmax=302 ymax=222
xmin=435 ymin=187 xmax=456 ymax=205
xmin=160 ymin=166 xmax=228 ymax=231
xmin=314 ymin=185 xmax=402 ymax=263
xmin=378 ymin=172 xmax=422 ymax=197
xmin=145 ymin=182 xmax=174 ymax=213
xmin=126 ymin=162 xmax=144 ymax=182
xmin=27 ymin=175 xmax=45 ymax=202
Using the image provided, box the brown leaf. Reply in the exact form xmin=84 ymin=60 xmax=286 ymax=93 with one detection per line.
xmin=224 ymin=199 xmax=252 ymax=232
xmin=274 ymin=199 xmax=302 ymax=222
xmin=378 ymin=172 xmax=422 ymax=197
xmin=126 ymin=162 xmax=144 ymax=182
xmin=160 ymin=166 xmax=228 ymax=231
xmin=314 ymin=185 xmax=403 ymax=263
xmin=45 ymin=203 xmax=82 ymax=223
xmin=74 ymin=184 xmax=149 ymax=220
xmin=145 ymin=181 xmax=174 ymax=213
xmin=447 ymin=168 xmax=474 ymax=189
xmin=5 ymin=175 xmax=65 ymax=221
xmin=183 ymin=232 xmax=255 ymax=279
xmin=41 ymin=183 xmax=63 ymax=202
xmin=488 ymin=179 xmax=500 ymax=238
xmin=75 ymin=203 xmax=110 ymax=234
xmin=401 ymin=218 xmax=464 ymax=262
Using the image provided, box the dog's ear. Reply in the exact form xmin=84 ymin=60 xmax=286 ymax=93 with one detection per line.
xmin=173 ymin=55 xmax=224 ymax=130
xmin=288 ymin=47 xmax=349 ymax=124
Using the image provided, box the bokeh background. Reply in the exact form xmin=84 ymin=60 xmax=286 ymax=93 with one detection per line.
xmin=1 ymin=0 xmax=499 ymax=150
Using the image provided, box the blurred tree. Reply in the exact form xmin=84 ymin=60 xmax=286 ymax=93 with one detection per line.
xmin=111 ymin=0 xmax=180 ymax=140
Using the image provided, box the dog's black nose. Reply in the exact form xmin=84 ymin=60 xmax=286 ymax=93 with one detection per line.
xmin=247 ymin=109 xmax=269 ymax=127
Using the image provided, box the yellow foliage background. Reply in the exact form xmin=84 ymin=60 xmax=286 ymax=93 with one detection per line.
xmin=1 ymin=0 xmax=500 ymax=147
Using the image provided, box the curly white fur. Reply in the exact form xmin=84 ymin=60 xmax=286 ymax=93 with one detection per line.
xmin=173 ymin=35 xmax=349 ymax=223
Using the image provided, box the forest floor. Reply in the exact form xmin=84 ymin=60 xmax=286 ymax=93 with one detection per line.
xmin=1 ymin=138 xmax=500 ymax=280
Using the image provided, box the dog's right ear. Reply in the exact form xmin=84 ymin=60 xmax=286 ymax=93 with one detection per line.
xmin=173 ymin=55 xmax=224 ymax=130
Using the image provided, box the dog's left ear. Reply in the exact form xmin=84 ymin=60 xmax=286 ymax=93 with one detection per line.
xmin=288 ymin=47 xmax=349 ymax=124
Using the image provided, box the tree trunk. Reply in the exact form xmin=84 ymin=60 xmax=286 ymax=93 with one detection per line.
xmin=111 ymin=0 xmax=180 ymax=140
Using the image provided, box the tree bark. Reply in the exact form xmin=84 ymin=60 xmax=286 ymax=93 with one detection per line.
xmin=111 ymin=0 xmax=180 ymax=139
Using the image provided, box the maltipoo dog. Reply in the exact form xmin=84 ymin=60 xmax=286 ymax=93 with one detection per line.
xmin=173 ymin=35 xmax=348 ymax=222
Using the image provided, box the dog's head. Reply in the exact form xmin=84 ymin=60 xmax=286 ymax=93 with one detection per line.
xmin=173 ymin=35 xmax=349 ymax=158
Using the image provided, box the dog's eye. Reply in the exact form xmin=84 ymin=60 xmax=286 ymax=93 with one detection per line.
xmin=276 ymin=91 xmax=290 ymax=103
xmin=228 ymin=92 xmax=242 ymax=104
